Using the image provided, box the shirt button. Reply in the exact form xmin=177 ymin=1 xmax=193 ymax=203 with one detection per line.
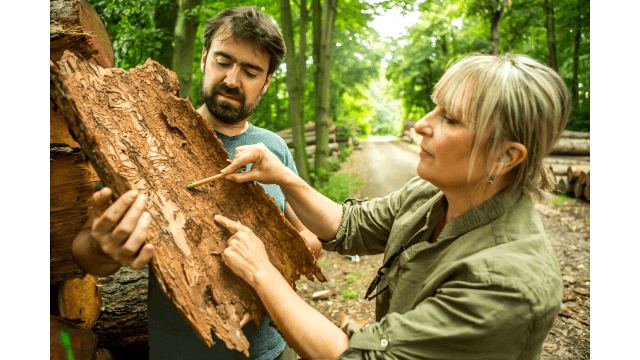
xmin=380 ymin=339 xmax=389 ymax=347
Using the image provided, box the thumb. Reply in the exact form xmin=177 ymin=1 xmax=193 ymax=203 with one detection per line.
xmin=92 ymin=187 xmax=113 ymax=215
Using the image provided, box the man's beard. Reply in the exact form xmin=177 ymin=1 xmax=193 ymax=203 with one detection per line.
xmin=201 ymin=77 xmax=261 ymax=125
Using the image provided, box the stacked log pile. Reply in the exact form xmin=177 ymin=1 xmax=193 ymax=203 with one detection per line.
xmin=277 ymin=121 xmax=362 ymax=159
xmin=401 ymin=121 xmax=590 ymax=201
xmin=49 ymin=1 xmax=136 ymax=359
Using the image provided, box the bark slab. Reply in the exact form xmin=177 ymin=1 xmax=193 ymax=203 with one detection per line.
xmin=50 ymin=51 xmax=326 ymax=356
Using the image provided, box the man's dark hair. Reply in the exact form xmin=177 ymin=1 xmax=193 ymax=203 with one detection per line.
xmin=204 ymin=6 xmax=286 ymax=76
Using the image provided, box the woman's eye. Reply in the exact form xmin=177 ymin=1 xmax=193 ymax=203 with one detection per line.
xmin=442 ymin=115 xmax=456 ymax=125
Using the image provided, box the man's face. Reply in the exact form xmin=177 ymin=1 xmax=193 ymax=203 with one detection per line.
xmin=200 ymin=33 xmax=272 ymax=124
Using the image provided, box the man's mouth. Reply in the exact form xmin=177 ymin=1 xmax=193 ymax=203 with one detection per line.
xmin=218 ymin=93 xmax=239 ymax=102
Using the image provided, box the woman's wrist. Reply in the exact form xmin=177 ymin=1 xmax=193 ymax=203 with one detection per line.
xmin=250 ymin=263 xmax=282 ymax=292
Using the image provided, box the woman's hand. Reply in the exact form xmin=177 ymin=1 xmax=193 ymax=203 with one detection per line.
xmin=221 ymin=143 xmax=296 ymax=186
xmin=215 ymin=214 xmax=275 ymax=287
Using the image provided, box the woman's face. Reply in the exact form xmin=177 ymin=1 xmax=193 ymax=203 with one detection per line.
xmin=414 ymin=105 xmax=491 ymax=191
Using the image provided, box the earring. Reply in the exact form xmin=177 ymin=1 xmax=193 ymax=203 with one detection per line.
xmin=488 ymin=177 xmax=494 ymax=185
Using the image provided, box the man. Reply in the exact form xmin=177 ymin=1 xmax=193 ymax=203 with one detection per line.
xmin=71 ymin=6 xmax=321 ymax=360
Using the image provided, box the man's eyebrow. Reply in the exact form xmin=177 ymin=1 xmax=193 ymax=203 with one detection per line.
xmin=212 ymin=51 xmax=265 ymax=73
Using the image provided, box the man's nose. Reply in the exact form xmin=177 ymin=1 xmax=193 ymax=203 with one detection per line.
xmin=224 ymin=65 xmax=241 ymax=88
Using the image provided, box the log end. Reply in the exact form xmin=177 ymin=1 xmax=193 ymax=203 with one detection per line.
xmin=58 ymin=274 xmax=102 ymax=329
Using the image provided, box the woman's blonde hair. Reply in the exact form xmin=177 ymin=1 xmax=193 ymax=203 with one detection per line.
xmin=432 ymin=53 xmax=572 ymax=198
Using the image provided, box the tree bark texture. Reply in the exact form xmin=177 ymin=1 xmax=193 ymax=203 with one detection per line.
xmin=50 ymin=52 xmax=325 ymax=356
xmin=51 ymin=314 xmax=98 ymax=360
xmin=280 ymin=0 xmax=311 ymax=182
xmin=489 ymin=0 xmax=507 ymax=55
xmin=313 ymin=0 xmax=339 ymax=183
xmin=94 ymin=266 xmax=151 ymax=359
xmin=545 ymin=0 xmax=557 ymax=71
xmin=153 ymin=0 xmax=180 ymax=70
xmin=174 ymin=0 xmax=203 ymax=99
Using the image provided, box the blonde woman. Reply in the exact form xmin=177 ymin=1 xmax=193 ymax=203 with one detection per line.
xmin=216 ymin=53 xmax=571 ymax=359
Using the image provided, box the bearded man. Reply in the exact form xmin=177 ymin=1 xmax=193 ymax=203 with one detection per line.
xmin=71 ymin=7 xmax=320 ymax=360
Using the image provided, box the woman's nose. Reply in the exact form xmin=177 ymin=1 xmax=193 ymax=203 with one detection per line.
xmin=414 ymin=112 xmax=434 ymax=137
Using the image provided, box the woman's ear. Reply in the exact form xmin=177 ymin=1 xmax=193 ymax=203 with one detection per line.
xmin=492 ymin=142 xmax=527 ymax=177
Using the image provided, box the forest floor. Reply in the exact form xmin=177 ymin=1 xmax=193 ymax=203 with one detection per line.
xmin=296 ymin=139 xmax=590 ymax=359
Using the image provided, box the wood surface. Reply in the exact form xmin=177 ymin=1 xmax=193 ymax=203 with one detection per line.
xmin=50 ymin=314 xmax=98 ymax=360
xmin=58 ymin=274 xmax=102 ymax=329
xmin=50 ymin=51 xmax=326 ymax=356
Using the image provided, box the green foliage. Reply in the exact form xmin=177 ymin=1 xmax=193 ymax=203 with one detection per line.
xmin=315 ymin=173 xmax=363 ymax=203
xmin=341 ymin=288 xmax=359 ymax=300
xmin=551 ymin=194 xmax=577 ymax=205
xmin=87 ymin=0 xmax=168 ymax=69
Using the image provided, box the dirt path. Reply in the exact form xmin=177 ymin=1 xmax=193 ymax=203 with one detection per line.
xmin=297 ymin=137 xmax=590 ymax=359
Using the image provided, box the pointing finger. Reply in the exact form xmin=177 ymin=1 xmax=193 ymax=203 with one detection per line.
xmin=214 ymin=215 xmax=244 ymax=234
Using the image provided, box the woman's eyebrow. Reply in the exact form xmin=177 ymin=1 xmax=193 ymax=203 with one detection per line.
xmin=213 ymin=50 xmax=265 ymax=73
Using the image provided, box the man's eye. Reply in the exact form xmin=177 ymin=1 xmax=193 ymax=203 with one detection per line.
xmin=245 ymin=71 xmax=257 ymax=78
xmin=216 ymin=61 xmax=231 ymax=67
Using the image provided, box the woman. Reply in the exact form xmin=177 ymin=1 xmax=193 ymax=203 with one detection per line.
xmin=215 ymin=53 xmax=571 ymax=359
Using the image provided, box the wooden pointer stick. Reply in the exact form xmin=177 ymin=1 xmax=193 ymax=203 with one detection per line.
xmin=187 ymin=166 xmax=246 ymax=189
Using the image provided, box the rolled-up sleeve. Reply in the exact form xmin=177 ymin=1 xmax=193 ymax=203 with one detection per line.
xmin=336 ymin=277 xmax=539 ymax=360
xmin=320 ymin=189 xmax=407 ymax=256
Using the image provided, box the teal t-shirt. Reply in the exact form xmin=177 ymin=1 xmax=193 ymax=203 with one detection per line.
xmin=148 ymin=123 xmax=297 ymax=359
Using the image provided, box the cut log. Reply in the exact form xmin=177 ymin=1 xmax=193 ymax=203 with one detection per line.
xmin=94 ymin=267 xmax=150 ymax=359
xmin=561 ymin=130 xmax=590 ymax=139
xmin=335 ymin=136 xmax=352 ymax=146
xmin=50 ymin=51 xmax=325 ymax=356
xmin=585 ymin=171 xmax=590 ymax=187
xmin=95 ymin=348 xmax=115 ymax=360
xmin=584 ymin=185 xmax=590 ymax=201
xmin=50 ymin=0 xmax=115 ymax=68
xmin=548 ymin=165 xmax=568 ymax=176
xmin=50 ymin=148 xmax=101 ymax=281
xmin=543 ymin=155 xmax=590 ymax=167
xmin=554 ymin=175 xmax=572 ymax=194
xmin=275 ymin=121 xmax=335 ymax=138
xmin=573 ymin=176 xmax=586 ymax=199
xmin=568 ymin=165 xmax=591 ymax=183
xmin=50 ymin=0 xmax=115 ymax=281
xmin=50 ymin=314 xmax=98 ymax=360
xmin=58 ymin=274 xmax=102 ymax=329
xmin=280 ymin=131 xmax=336 ymax=146
xmin=550 ymin=138 xmax=590 ymax=156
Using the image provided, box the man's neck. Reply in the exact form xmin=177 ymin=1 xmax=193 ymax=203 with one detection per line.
xmin=197 ymin=105 xmax=249 ymax=137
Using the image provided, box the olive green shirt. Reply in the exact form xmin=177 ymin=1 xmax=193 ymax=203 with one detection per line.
xmin=321 ymin=177 xmax=563 ymax=360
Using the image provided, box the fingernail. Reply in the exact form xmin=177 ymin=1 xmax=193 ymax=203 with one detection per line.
xmin=129 ymin=190 xmax=139 ymax=200
xmin=143 ymin=212 xmax=151 ymax=221
xmin=140 ymin=194 xmax=147 ymax=202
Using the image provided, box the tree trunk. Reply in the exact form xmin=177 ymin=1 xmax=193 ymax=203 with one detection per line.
xmin=153 ymin=0 xmax=179 ymax=70
xmin=50 ymin=52 xmax=325 ymax=356
xmin=313 ymin=0 xmax=339 ymax=185
xmin=489 ymin=0 xmax=507 ymax=55
xmin=280 ymin=0 xmax=310 ymax=182
xmin=51 ymin=314 xmax=98 ymax=360
xmin=571 ymin=0 xmax=582 ymax=103
xmin=545 ymin=0 xmax=558 ymax=71
xmin=50 ymin=0 xmax=114 ymax=282
xmin=173 ymin=0 xmax=203 ymax=99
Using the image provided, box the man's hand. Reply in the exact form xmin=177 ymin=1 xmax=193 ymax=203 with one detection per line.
xmin=215 ymin=214 xmax=274 ymax=287
xmin=221 ymin=143 xmax=296 ymax=186
xmin=85 ymin=187 xmax=154 ymax=271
